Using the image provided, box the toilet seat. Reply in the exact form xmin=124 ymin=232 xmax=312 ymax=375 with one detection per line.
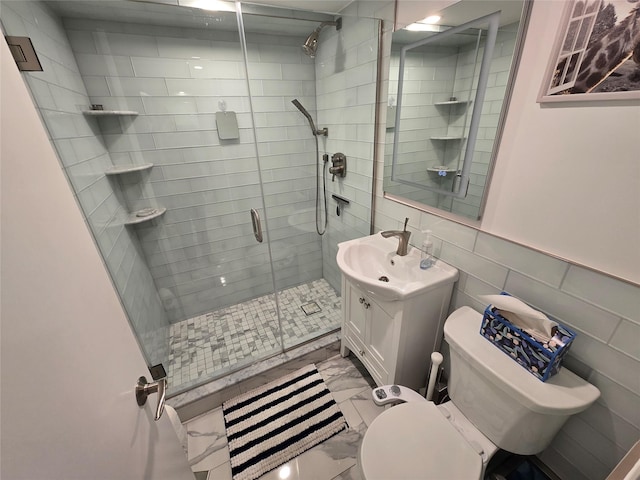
xmin=359 ymin=402 xmax=482 ymax=480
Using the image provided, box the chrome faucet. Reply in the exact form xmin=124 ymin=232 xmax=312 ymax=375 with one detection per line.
xmin=381 ymin=217 xmax=411 ymax=256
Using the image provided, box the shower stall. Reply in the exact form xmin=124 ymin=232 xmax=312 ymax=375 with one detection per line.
xmin=1 ymin=0 xmax=378 ymax=396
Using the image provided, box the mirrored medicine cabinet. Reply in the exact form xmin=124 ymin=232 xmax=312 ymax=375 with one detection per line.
xmin=383 ymin=0 xmax=532 ymax=221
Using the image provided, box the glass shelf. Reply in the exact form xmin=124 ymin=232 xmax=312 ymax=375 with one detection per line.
xmin=82 ymin=110 xmax=139 ymax=116
xmin=125 ymin=207 xmax=166 ymax=226
xmin=427 ymin=166 xmax=457 ymax=174
xmin=433 ymin=100 xmax=470 ymax=106
xmin=105 ymin=163 xmax=153 ymax=176
xmin=430 ymin=136 xmax=465 ymax=140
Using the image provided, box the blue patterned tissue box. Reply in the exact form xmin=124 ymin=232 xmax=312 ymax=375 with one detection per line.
xmin=479 ymin=294 xmax=576 ymax=382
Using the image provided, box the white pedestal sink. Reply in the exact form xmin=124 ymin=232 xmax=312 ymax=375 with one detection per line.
xmin=336 ymin=232 xmax=459 ymax=389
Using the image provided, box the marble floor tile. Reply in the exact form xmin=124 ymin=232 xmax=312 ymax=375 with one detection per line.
xmin=332 ymin=464 xmax=364 ymax=480
xmin=207 ymin=462 xmax=233 ymax=480
xmin=187 ymin=407 xmax=229 ymax=472
xmin=185 ymin=354 xmax=380 ymax=480
xmin=349 ymin=389 xmax=387 ymax=427
xmin=338 ymin=398 xmax=365 ymax=430
xmin=318 ymin=356 xmax=374 ymax=403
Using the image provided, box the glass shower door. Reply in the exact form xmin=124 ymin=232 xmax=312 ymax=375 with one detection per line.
xmin=0 ymin=0 xmax=284 ymax=394
xmin=238 ymin=6 xmax=353 ymax=351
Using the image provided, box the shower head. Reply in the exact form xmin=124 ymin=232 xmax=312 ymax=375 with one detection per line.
xmin=302 ymin=18 xmax=342 ymax=58
xmin=302 ymin=30 xmax=321 ymax=58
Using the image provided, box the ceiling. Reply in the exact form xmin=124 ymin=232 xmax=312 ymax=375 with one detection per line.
xmin=240 ymin=0 xmax=355 ymax=15
xmin=392 ymin=0 xmax=524 ymax=46
xmin=45 ymin=0 xmax=341 ymax=37
xmin=45 ymin=0 xmax=523 ymax=41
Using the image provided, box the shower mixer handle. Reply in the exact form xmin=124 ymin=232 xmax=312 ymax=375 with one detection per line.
xmin=329 ymin=153 xmax=346 ymax=181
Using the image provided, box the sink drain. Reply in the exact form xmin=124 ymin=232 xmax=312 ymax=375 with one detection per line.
xmin=378 ymin=276 xmax=389 ymax=282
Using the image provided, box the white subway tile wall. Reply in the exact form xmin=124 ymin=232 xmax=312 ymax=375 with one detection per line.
xmin=59 ymin=18 xmax=329 ymax=322
xmin=1 ymin=1 xmax=170 ymax=366
xmin=21 ymin=5 xmax=377 ymax=326
xmin=315 ymin=8 xmax=379 ymax=292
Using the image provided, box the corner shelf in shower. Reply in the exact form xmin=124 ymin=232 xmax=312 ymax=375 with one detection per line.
xmin=124 ymin=207 xmax=167 ymax=226
xmin=82 ymin=110 xmax=139 ymax=116
xmin=105 ymin=163 xmax=153 ymax=176
xmin=427 ymin=166 xmax=457 ymax=175
xmin=433 ymin=100 xmax=470 ymax=106
xmin=430 ymin=136 xmax=465 ymax=141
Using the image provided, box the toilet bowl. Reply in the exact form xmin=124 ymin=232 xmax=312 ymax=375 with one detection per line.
xmin=359 ymin=401 xmax=495 ymax=479
xmin=358 ymin=306 xmax=600 ymax=480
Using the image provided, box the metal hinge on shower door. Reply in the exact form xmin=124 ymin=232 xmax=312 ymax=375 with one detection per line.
xmin=5 ymin=36 xmax=43 ymax=71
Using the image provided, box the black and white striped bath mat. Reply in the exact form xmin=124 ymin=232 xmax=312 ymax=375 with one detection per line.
xmin=222 ymin=364 xmax=348 ymax=480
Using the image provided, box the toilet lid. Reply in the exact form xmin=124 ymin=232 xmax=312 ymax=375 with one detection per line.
xmin=359 ymin=402 xmax=482 ymax=480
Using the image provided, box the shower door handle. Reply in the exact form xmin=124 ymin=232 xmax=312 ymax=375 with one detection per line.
xmin=250 ymin=209 xmax=263 ymax=243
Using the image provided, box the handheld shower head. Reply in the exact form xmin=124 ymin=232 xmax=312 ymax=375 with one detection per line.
xmin=302 ymin=18 xmax=342 ymax=58
xmin=292 ymin=99 xmax=317 ymax=133
xmin=291 ymin=99 xmax=327 ymax=137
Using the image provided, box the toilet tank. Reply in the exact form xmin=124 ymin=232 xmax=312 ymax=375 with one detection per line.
xmin=443 ymin=307 xmax=600 ymax=455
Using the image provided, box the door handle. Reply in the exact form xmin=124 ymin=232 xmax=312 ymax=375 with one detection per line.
xmin=136 ymin=376 xmax=166 ymax=421
xmin=250 ymin=208 xmax=263 ymax=243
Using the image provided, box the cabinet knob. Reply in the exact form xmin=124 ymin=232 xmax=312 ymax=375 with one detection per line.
xmin=359 ymin=349 xmax=365 ymax=356
xmin=359 ymin=297 xmax=365 ymax=304
xmin=363 ymin=301 xmax=370 ymax=309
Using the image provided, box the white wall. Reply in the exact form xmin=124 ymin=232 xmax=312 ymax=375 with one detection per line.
xmin=481 ymin=1 xmax=640 ymax=285
xmin=315 ymin=8 xmax=380 ymax=293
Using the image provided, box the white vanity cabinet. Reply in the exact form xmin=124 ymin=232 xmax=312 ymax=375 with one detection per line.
xmin=341 ymin=279 xmax=400 ymax=386
xmin=340 ymin=275 xmax=457 ymax=390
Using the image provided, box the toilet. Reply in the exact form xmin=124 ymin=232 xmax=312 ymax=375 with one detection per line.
xmin=358 ymin=306 xmax=600 ymax=480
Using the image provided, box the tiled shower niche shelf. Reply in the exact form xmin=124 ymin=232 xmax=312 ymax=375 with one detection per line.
xmin=82 ymin=110 xmax=139 ymax=116
xmin=105 ymin=163 xmax=153 ymax=176
xmin=430 ymin=136 xmax=465 ymax=140
xmin=125 ymin=207 xmax=167 ymax=226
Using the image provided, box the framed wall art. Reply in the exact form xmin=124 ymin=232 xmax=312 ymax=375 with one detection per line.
xmin=538 ymin=0 xmax=640 ymax=102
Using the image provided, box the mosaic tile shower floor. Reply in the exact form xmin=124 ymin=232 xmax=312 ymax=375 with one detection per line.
xmin=167 ymin=279 xmax=341 ymax=392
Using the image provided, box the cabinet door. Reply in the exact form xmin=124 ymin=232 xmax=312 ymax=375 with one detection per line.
xmin=367 ymin=304 xmax=395 ymax=371
xmin=346 ymin=284 xmax=367 ymax=341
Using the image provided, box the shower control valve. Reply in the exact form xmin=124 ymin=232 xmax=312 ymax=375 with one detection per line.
xmin=329 ymin=153 xmax=346 ymax=181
